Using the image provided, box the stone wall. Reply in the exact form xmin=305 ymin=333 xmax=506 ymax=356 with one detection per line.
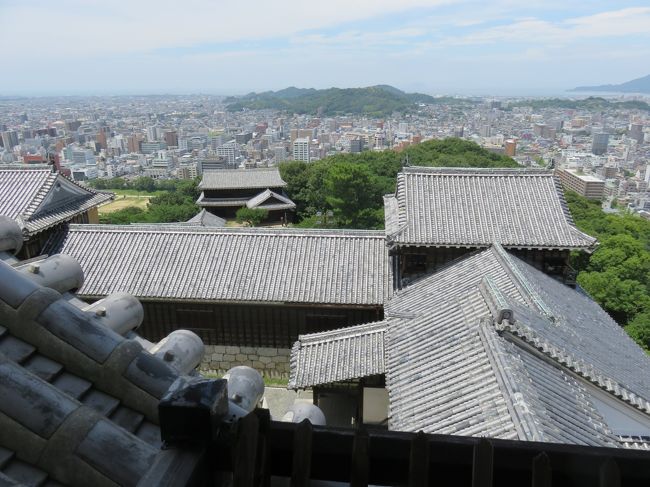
xmin=200 ymin=345 xmax=291 ymax=378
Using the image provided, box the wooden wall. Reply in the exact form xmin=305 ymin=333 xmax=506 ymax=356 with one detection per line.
xmin=138 ymin=300 xmax=383 ymax=348
xmin=395 ymin=246 xmax=573 ymax=287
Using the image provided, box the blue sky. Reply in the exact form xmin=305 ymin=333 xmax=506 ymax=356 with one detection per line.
xmin=1 ymin=0 xmax=649 ymax=96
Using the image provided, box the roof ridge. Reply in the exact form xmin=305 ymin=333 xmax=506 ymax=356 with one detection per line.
xmin=401 ymin=166 xmax=552 ymax=175
xmin=491 ymin=244 xmax=556 ymax=321
xmin=499 ymin=320 xmax=650 ymax=416
xmin=477 ymin=321 xmax=548 ymax=442
xmin=479 ymin=276 xmax=515 ymax=324
xmin=65 ymin=224 xmax=386 ymax=238
xmin=0 ymin=167 xmax=52 ymax=172
xmin=297 ymin=319 xmax=389 ymax=344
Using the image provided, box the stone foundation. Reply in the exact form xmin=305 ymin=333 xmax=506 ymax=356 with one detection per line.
xmin=199 ymin=345 xmax=291 ymax=378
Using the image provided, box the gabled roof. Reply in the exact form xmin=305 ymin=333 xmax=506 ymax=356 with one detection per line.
xmin=186 ymin=209 xmax=226 ymax=227
xmin=0 ymin=168 xmax=113 ymax=236
xmin=199 ymin=168 xmax=287 ymax=190
xmin=46 ymin=225 xmax=391 ymax=306
xmin=385 ymin=166 xmax=596 ymax=250
xmin=247 ymin=189 xmax=296 ymax=211
xmin=290 ymin=244 xmax=650 ymax=449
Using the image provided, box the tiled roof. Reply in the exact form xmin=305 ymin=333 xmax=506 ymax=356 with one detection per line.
xmin=247 ymin=189 xmax=296 ymax=211
xmin=386 ymin=166 xmax=596 ymax=250
xmin=0 ymin=217 xmax=210 ymax=486
xmin=186 ymin=209 xmax=226 ymax=227
xmin=199 ymin=168 xmax=287 ymax=190
xmin=289 ymin=244 xmax=650 ymax=448
xmin=387 ymin=245 xmax=650 ymax=446
xmin=289 ymin=320 xmax=388 ymax=389
xmin=0 ymin=168 xmax=113 ymax=236
xmin=196 ymin=194 xmax=250 ymax=207
xmin=47 ymin=225 xmax=391 ymax=306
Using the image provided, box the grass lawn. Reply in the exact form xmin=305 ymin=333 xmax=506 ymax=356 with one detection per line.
xmin=99 ymin=195 xmax=150 ymax=214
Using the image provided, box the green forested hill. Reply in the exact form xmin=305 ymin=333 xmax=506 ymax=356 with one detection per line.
xmin=566 ymin=192 xmax=650 ymax=349
xmin=280 ymin=138 xmax=517 ymax=228
xmin=225 ymin=85 xmax=474 ymax=116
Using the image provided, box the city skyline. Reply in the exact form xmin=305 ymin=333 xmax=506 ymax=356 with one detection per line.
xmin=1 ymin=0 xmax=650 ymax=96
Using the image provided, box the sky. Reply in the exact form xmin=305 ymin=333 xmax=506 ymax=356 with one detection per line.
xmin=1 ymin=0 xmax=649 ymax=96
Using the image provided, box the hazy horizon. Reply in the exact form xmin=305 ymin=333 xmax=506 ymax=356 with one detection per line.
xmin=1 ymin=0 xmax=649 ymax=97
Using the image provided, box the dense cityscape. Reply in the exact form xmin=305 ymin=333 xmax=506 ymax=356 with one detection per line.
xmin=1 ymin=90 xmax=649 ymax=217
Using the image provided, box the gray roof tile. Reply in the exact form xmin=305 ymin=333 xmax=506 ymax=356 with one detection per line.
xmin=0 ymin=168 xmax=112 ymax=237
xmin=289 ymin=320 xmax=389 ymax=389
xmin=246 ymin=189 xmax=296 ymax=211
xmin=186 ymin=209 xmax=226 ymax=227
xmin=50 ymin=225 xmax=390 ymax=306
xmin=387 ymin=167 xmax=596 ymax=250
xmin=82 ymin=389 xmax=121 ymax=416
xmin=51 ymin=372 xmax=92 ymax=399
xmin=0 ymin=336 xmax=35 ymax=364
xmin=2 ymin=459 xmax=48 ymax=486
xmin=199 ymin=168 xmax=287 ymax=190
xmin=0 ymin=226 xmax=209 ymax=485
xmin=290 ymin=243 xmax=650 ymax=449
xmin=22 ymin=355 xmax=63 ymax=382
xmin=110 ymin=407 xmax=145 ymax=434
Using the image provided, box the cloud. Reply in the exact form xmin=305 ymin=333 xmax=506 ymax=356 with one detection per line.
xmin=1 ymin=1 xmax=649 ymax=95
xmin=0 ymin=0 xmax=450 ymax=58
xmin=443 ymin=7 xmax=650 ymax=46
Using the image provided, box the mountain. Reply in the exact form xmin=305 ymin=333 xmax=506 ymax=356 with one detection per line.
xmin=571 ymin=74 xmax=650 ymax=94
xmin=507 ymin=97 xmax=650 ymax=112
xmin=224 ymin=85 xmax=473 ymax=116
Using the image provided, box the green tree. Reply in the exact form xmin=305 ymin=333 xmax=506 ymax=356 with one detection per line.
xmin=587 ymin=235 xmax=650 ymax=285
xmin=577 ymin=271 xmax=649 ymax=324
xmin=324 ymin=162 xmax=383 ymax=228
xmin=625 ymin=312 xmax=650 ymax=350
xmin=99 ymin=206 xmax=145 ymax=224
xmin=236 ymin=207 xmax=269 ymax=226
xmin=132 ymin=176 xmax=156 ymax=192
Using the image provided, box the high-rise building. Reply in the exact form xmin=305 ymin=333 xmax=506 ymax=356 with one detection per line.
xmin=556 ymin=169 xmax=605 ymax=200
xmin=64 ymin=120 xmax=81 ymax=132
xmin=140 ymin=141 xmax=166 ymax=154
xmin=96 ymin=131 xmax=108 ymax=150
xmin=290 ymin=129 xmax=314 ymax=143
xmin=146 ymin=126 xmax=158 ymax=142
xmin=505 ymin=139 xmax=517 ymax=157
xmin=292 ymin=138 xmax=310 ymax=162
xmin=533 ymin=123 xmax=547 ymax=137
xmin=592 ymin=132 xmax=609 ymax=155
xmin=630 ymin=123 xmax=644 ymax=144
xmin=164 ymin=131 xmax=178 ymax=148
xmin=350 ymin=137 xmax=364 ymax=153
xmin=127 ymin=134 xmax=143 ymax=153
xmin=216 ymin=140 xmax=239 ymax=165
xmin=479 ymin=125 xmax=491 ymax=137
xmin=1 ymin=131 xmax=19 ymax=150
xmin=274 ymin=146 xmax=287 ymax=163
xmin=235 ymin=132 xmax=252 ymax=145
